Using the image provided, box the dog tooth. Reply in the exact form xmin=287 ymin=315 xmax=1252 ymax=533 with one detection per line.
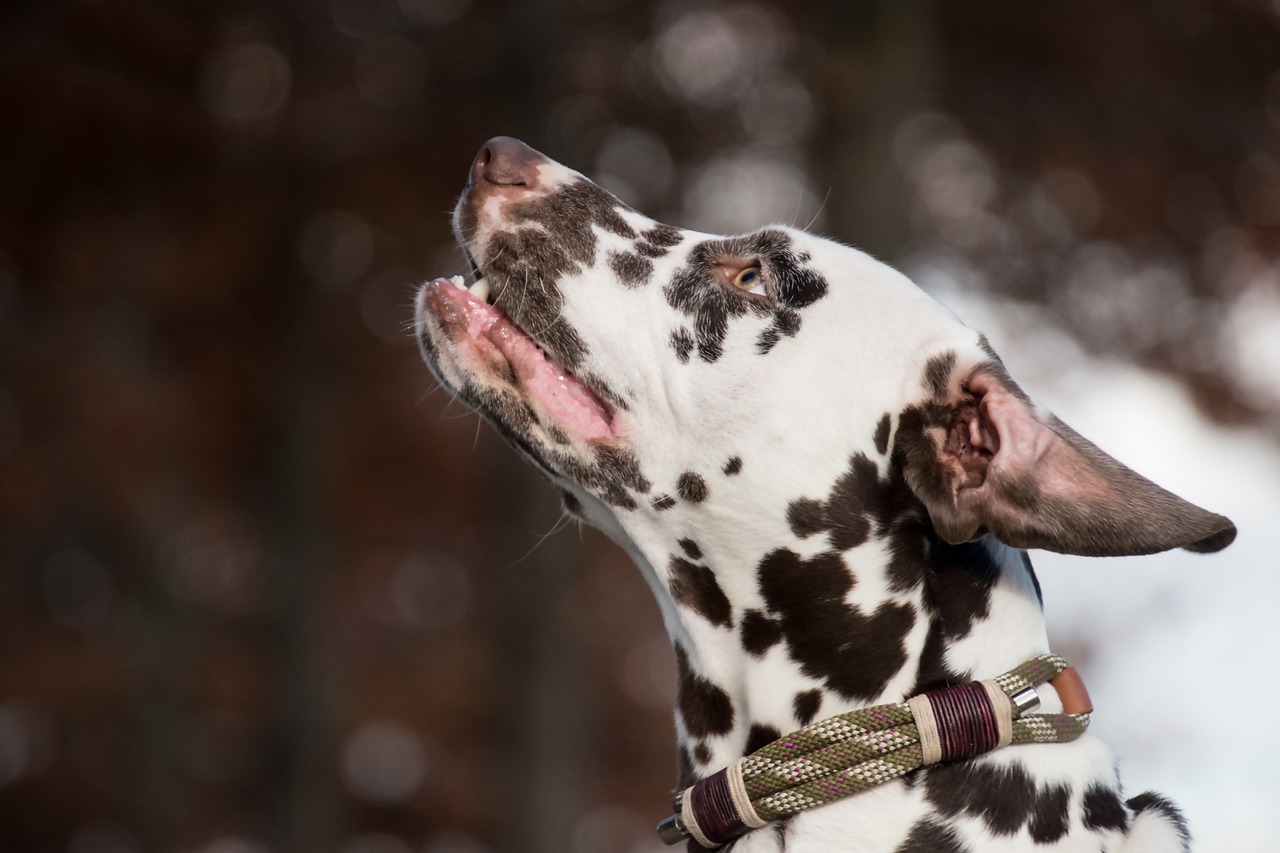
xmin=469 ymin=277 xmax=491 ymax=302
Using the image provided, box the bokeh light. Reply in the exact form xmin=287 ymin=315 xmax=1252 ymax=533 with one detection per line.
xmin=341 ymin=720 xmax=430 ymax=805
xmin=299 ymin=210 xmax=377 ymax=289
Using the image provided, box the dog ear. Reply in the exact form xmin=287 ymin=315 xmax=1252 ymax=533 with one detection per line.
xmin=898 ymin=359 xmax=1236 ymax=557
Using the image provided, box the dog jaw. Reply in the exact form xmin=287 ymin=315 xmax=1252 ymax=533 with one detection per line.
xmin=417 ymin=277 xmax=617 ymax=444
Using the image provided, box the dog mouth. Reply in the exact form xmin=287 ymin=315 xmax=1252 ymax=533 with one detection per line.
xmin=418 ymin=273 xmax=617 ymax=444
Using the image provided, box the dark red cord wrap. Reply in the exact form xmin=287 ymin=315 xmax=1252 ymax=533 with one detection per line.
xmin=688 ymin=768 xmax=747 ymax=846
xmin=925 ymin=681 xmax=1000 ymax=762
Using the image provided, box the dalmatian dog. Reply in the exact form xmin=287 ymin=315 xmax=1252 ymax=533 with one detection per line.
xmin=413 ymin=137 xmax=1235 ymax=852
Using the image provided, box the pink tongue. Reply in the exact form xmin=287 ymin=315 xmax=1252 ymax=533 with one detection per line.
xmin=439 ymin=283 xmax=615 ymax=442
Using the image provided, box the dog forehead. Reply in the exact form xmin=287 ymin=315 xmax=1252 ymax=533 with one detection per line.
xmin=494 ymin=170 xmax=968 ymax=365
xmin=483 ymin=169 xmax=985 ymax=455
xmin=549 ymin=212 xmax=982 ymax=424
xmin=661 ymin=226 xmax=976 ymax=381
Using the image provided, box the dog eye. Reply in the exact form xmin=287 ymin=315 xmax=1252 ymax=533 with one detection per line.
xmin=732 ymin=266 xmax=765 ymax=295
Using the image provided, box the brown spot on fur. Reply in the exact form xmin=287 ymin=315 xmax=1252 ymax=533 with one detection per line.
xmin=786 ymin=498 xmax=826 ymax=539
xmin=609 ymin=249 xmax=653 ymax=288
xmin=820 ymin=454 xmax=880 ymax=550
xmin=677 ymin=472 xmax=709 ymax=503
xmin=593 ymin=444 xmax=651 ymax=494
xmin=1029 ymin=784 xmax=1071 ymax=844
xmin=874 ymin=413 xmax=892 ymax=455
xmin=910 ymin=620 xmax=967 ymax=697
xmin=1083 ymin=784 xmax=1130 ymax=833
xmin=675 ymin=646 xmax=734 ymax=738
xmin=792 ymin=689 xmax=822 ymax=726
xmin=757 ymin=308 xmax=802 ymax=354
xmin=745 ymin=724 xmax=781 ymax=755
xmin=894 ymin=820 xmax=969 ymax=853
xmin=756 ymin=548 xmax=915 ymax=700
xmin=784 ymin=454 xmax=892 ymax=551
xmin=740 ymin=609 xmax=783 ymax=657
xmin=924 ymin=761 xmax=1044 ymax=837
xmin=671 ymin=327 xmax=695 ymax=364
xmin=643 ymin=223 xmax=683 ymax=249
xmin=927 ymin=539 xmax=1001 ymax=641
xmin=669 ymin=557 xmax=733 ymax=628
xmin=1126 ymin=793 xmax=1188 ymax=845
xmin=787 ymin=452 xmax=928 ymax=594
xmin=637 ymin=241 xmax=671 ymax=259
xmin=923 ymin=351 xmax=957 ymax=398
xmin=551 ymin=444 xmax=651 ymax=510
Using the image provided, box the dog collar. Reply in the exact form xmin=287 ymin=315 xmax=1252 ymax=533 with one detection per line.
xmin=657 ymin=654 xmax=1093 ymax=849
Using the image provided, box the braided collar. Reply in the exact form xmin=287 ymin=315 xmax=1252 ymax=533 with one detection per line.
xmin=658 ymin=655 xmax=1093 ymax=849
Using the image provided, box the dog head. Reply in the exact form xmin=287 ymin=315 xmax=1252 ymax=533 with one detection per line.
xmin=415 ymin=137 xmax=1235 ymax=560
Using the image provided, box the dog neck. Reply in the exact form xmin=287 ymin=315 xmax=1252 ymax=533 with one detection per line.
xmin=604 ymin=471 xmax=1052 ymax=787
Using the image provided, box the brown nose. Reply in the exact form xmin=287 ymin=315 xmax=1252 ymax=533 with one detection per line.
xmin=468 ymin=136 xmax=543 ymax=188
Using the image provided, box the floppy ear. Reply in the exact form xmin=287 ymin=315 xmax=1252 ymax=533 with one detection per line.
xmin=898 ymin=359 xmax=1236 ymax=557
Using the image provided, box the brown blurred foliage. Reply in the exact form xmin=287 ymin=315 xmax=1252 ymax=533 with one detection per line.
xmin=0 ymin=1 xmax=1277 ymax=852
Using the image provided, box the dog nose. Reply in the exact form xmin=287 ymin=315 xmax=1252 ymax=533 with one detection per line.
xmin=469 ymin=136 xmax=543 ymax=188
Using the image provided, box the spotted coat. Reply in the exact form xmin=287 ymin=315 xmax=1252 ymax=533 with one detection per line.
xmin=415 ymin=138 xmax=1234 ymax=852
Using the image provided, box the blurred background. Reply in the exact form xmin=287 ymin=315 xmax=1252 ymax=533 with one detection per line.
xmin=2 ymin=1 xmax=1279 ymax=851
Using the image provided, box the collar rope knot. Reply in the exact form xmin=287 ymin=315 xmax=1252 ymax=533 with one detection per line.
xmin=657 ymin=654 xmax=1092 ymax=849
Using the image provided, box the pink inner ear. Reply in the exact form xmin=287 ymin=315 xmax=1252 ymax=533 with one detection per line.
xmin=970 ymin=372 xmax=1034 ymax=463
xmin=967 ymin=404 xmax=998 ymax=455
xmin=948 ymin=398 xmax=991 ymax=490
xmin=967 ymin=371 xmax=1116 ymax=505
xmin=969 ymin=373 xmax=1073 ymax=492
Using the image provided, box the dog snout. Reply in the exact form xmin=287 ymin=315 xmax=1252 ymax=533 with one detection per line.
xmin=468 ymin=136 xmax=546 ymax=188
xmin=456 ymin=137 xmax=555 ymax=242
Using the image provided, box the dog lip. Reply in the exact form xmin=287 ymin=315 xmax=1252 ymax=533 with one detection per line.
xmin=420 ymin=278 xmax=617 ymax=442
